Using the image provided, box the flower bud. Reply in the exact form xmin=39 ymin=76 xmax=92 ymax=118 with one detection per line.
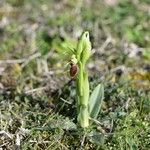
xmin=80 ymin=32 xmax=91 ymax=66
xmin=76 ymin=31 xmax=91 ymax=63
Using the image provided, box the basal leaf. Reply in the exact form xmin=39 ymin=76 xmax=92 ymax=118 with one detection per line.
xmin=89 ymin=84 xmax=104 ymax=119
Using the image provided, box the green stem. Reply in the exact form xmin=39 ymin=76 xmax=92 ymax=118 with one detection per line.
xmin=77 ymin=62 xmax=89 ymax=128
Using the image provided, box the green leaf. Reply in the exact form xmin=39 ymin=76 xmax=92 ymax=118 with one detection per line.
xmin=77 ymin=106 xmax=89 ymax=128
xmin=89 ymin=84 xmax=104 ymax=119
xmin=81 ymin=72 xmax=89 ymax=106
xmin=87 ymin=131 xmax=105 ymax=145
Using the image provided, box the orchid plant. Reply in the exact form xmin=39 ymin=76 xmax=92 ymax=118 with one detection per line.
xmin=60 ymin=31 xmax=104 ymax=128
